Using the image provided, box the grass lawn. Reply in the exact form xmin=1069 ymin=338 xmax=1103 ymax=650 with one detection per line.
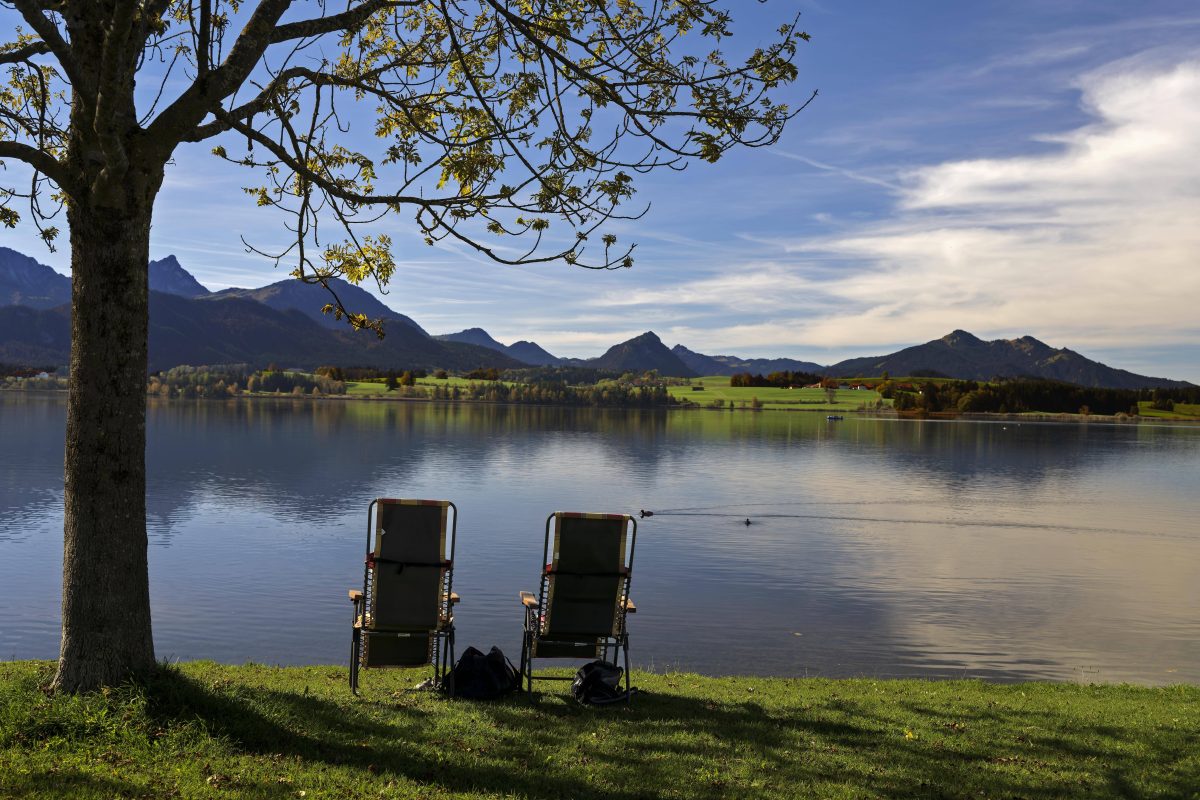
xmin=1137 ymin=401 xmax=1200 ymax=420
xmin=2 ymin=662 xmax=1196 ymax=799
xmin=343 ymin=380 xmax=389 ymax=397
xmin=669 ymin=377 xmax=888 ymax=412
xmin=344 ymin=377 xmax=514 ymax=398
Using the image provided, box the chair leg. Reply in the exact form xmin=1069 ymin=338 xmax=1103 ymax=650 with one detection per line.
xmin=622 ymin=634 xmax=632 ymax=704
xmin=439 ymin=632 xmax=446 ymax=683
xmin=530 ymin=633 xmax=540 ymax=695
xmin=350 ymin=629 xmax=361 ymax=695
xmin=519 ymin=623 xmax=531 ymax=697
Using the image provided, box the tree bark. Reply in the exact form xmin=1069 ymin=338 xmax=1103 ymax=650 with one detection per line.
xmin=51 ymin=204 xmax=156 ymax=692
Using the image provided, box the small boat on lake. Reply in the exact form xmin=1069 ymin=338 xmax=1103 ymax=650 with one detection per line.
xmin=826 ymin=415 xmax=844 ymax=421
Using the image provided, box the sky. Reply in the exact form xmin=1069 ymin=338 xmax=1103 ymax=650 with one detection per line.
xmin=4 ymin=1 xmax=1200 ymax=382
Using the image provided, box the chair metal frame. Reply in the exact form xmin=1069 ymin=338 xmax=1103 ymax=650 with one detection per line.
xmin=349 ymin=498 xmax=458 ymax=695
xmin=519 ymin=512 xmax=637 ymax=700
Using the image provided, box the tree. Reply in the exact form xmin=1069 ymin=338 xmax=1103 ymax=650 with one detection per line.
xmin=385 ymin=370 xmax=399 ymax=391
xmin=1 ymin=1 xmax=810 ymax=691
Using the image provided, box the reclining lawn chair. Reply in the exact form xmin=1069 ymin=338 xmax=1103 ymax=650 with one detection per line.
xmin=518 ymin=512 xmax=637 ymax=700
xmin=349 ymin=499 xmax=459 ymax=694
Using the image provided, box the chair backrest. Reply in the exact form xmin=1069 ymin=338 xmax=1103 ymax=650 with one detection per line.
xmin=541 ymin=512 xmax=634 ymax=638
xmin=367 ymin=499 xmax=454 ymax=630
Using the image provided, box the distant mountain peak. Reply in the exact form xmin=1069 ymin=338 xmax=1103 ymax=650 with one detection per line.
xmin=435 ymin=327 xmax=507 ymax=351
xmin=940 ymin=329 xmax=983 ymax=346
xmin=590 ymin=330 xmax=695 ymax=377
xmin=1011 ymin=333 xmax=1049 ymax=346
xmin=149 ymin=255 xmax=211 ymax=297
xmin=506 ymin=339 xmax=562 ymax=366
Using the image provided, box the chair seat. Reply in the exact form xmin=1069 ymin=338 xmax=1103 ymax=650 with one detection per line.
xmin=532 ymin=638 xmax=607 ymax=659
xmin=356 ymin=614 xmax=453 ymax=632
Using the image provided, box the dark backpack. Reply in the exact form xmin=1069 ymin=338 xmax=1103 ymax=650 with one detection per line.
xmin=445 ymin=646 xmax=520 ymax=699
xmin=571 ymin=660 xmax=637 ymax=705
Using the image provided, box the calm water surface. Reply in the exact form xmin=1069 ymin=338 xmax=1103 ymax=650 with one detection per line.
xmin=2 ymin=394 xmax=1197 ymax=684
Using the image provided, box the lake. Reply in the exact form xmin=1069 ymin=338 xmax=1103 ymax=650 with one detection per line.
xmin=1 ymin=394 xmax=1197 ymax=684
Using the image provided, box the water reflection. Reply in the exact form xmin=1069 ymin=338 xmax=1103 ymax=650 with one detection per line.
xmin=1 ymin=394 xmax=1197 ymax=684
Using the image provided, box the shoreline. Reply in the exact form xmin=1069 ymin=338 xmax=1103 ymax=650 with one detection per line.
xmin=5 ymin=386 xmax=1200 ymax=424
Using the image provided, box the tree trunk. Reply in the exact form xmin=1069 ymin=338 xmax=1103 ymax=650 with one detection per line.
xmin=51 ymin=205 xmax=156 ymax=692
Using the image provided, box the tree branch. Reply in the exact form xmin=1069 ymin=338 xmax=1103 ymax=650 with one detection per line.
xmin=92 ymin=0 xmax=141 ymax=175
xmin=0 ymin=140 xmax=73 ymax=190
xmin=269 ymin=0 xmax=415 ymax=44
xmin=0 ymin=40 xmax=51 ymax=65
xmin=197 ymin=0 xmax=211 ymax=76
xmin=214 ymin=109 xmax=432 ymax=208
xmin=144 ymin=0 xmax=294 ymax=151
xmin=10 ymin=0 xmax=83 ymax=87
xmin=146 ymin=0 xmax=421 ymax=153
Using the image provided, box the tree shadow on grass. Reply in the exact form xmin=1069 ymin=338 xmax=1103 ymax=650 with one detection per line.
xmin=135 ymin=671 xmax=1198 ymax=800
xmin=7 ymin=770 xmax=153 ymax=800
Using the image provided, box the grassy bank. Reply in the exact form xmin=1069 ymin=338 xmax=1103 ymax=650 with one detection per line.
xmin=2 ymin=662 xmax=1197 ymax=799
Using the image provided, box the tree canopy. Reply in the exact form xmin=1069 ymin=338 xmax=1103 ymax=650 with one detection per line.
xmin=2 ymin=0 xmax=811 ymax=331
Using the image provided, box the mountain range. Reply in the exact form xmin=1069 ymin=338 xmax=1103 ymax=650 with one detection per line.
xmin=671 ymin=344 xmax=825 ymax=377
xmin=822 ymin=329 xmax=1189 ymax=389
xmin=434 ymin=327 xmax=561 ymax=366
xmin=0 ymin=247 xmax=519 ymax=372
xmin=0 ymin=247 xmax=1191 ymax=388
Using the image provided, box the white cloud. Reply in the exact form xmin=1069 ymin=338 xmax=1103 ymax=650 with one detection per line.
xmin=633 ymin=59 xmax=1200 ymax=367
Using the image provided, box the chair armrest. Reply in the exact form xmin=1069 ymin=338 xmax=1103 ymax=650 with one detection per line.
xmin=520 ymin=591 xmax=539 ymax=608
xmin=449 ymin=592 xmax=461 ymax=604
xmin=621 ymin=598 xmax=637 ymax=613
xmin=348 ymin=589 xmax=363 ymax=603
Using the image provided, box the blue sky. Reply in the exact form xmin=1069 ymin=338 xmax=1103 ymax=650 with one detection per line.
xmin=4 ymin=1 xmax=1199 ymax=381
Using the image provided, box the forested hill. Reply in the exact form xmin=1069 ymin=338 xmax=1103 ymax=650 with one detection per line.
xmin=211 ymin=278 xmax=428 ymax=335
xmin=586 ymin=331 xmax=697 ymax=377
xmin=826 ymin=330 xmax=1191 ymax=389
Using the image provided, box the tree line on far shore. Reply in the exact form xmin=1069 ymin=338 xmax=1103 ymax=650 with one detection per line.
xmin=147 ymin=365 xmax=347 ymax=398
xmin=883 ymin=379 xmax=1198 ymax=415
xmin=730 ymin=370 xmax=824 ymax=388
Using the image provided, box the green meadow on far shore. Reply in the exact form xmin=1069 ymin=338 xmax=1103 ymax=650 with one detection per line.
xmin=666 ymin=377 xmax=886 ymax=411
xmin=2 ymin=661 xmax=1197 ymax=799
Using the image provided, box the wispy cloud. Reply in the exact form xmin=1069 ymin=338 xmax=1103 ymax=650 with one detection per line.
xmin=770 ymin=151 xmax=904 ymax=192
xmin=618 ymin=58 xmax=1200 ymax=373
